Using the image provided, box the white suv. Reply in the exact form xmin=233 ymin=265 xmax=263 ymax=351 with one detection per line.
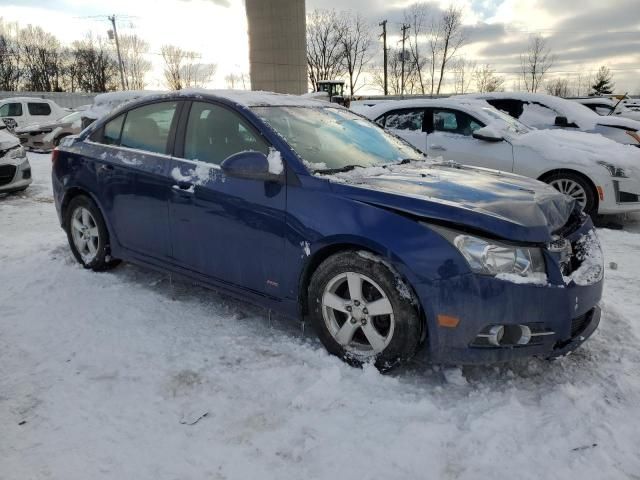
xmin=0 ymin=97 xmax=67 ymax=131
xmin=359 ymin=97 xmax=640 ymax=216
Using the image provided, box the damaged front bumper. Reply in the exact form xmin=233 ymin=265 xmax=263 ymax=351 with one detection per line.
xmin=417 ymin=213 xmax=604 ymax=365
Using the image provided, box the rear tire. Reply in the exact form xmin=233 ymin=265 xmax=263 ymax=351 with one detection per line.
xmin=543 ymin=171 xmax=597 ymax=216
xmin=64 ymin=195 xmax=120 ymax=271
xmin=308 ymin=251 xmax=422 ymax=371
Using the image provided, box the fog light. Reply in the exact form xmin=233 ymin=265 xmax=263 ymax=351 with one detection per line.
xmin=487 ymin=325 xmax=504 ymax=346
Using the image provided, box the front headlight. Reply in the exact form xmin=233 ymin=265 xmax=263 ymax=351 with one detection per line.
xmin=8 ymin=145 xmax=26 ymax=159
xmin=598 ymin=161 xmax=628 ymax=178
xmin=429 ymin=225 xmax=546 ymax=277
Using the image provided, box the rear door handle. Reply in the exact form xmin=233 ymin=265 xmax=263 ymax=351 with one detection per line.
xmin=99 ymin=164 xmax=114 ymax=172
xmin=430 ymin=145 xmax=446 ymax=151
xmin=173 ymin=181 xmax=194 ymax=192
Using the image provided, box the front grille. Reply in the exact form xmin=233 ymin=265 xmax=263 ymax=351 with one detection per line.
xmin=571 ymin=310 xmax=592 ymax=337
xmin=0 ymin=164 xmax=17 ymax=186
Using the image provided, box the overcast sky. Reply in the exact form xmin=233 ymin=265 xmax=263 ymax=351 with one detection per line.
xmin=0 ymin=0 xmax=638 ymax=93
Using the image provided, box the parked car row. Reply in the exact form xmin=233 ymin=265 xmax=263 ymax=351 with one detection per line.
xmin=357 ymin=96 xmax=640 ymax=216
xmin=52 ymin=90 xmax=604 ymax=370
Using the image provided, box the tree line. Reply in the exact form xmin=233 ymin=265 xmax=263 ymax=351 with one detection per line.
xmin=306 ymin=4 xmax=620 ymax=98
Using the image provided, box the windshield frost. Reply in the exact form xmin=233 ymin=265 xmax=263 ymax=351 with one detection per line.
xmin=252 ymin=106 xmax=423 ymax=171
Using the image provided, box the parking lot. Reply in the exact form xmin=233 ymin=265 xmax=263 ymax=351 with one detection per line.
xmin=1 ymin=153 xmax=639 ymax=479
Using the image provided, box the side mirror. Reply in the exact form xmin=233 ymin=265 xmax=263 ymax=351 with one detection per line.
xmin=221 ymin=151 xmax=284 ymax=182
xmin=554 ymin=116 xmax=569 ymax=127
xmin=472 ymin=126 xmax=503 ymax=143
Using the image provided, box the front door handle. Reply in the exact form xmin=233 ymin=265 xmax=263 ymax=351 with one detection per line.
xmin=98 ymin=164 xmax=114 ymax=172
xmin=430 ymin=145 xmax=446 ymax=151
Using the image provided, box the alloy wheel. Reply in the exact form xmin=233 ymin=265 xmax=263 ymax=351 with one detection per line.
xmin=549 ymin=178 xmax=587 ymax=207
xmin=70 ymin=206 xmax=100 ymax=263
xmin=321 ymin=271 xmax=395 ymax=357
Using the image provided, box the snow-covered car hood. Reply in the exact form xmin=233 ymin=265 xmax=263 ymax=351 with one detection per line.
xmin=327 ymin=162 xmax=575 ymax=243
xmin=510 ymin=128 xmax=640 ymax=175
xmin=0 ymin=129 xmax=19 ymax=151
xmin=594 ymin=115 xmax=640 ymax=131
xmin=14 ymin=120 xmax=60 ymax=133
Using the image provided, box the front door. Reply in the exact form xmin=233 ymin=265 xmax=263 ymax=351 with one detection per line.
xmin=168 ymin=101 xmax=287 ymax=297
xmin=426 ymin=108 xmax=515 ymax=172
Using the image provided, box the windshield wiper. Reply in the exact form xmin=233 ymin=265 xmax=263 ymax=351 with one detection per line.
xmin=313 ymin=164 xmax=361 ymax=174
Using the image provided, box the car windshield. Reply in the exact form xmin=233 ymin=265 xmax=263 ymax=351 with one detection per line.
xmin=252 ymin=106 xmax=424 ymax=172
xmin=59 ymin=111 xmax=82 ymax=123
xmin=482 ymin=107 xmax=531 ymax=135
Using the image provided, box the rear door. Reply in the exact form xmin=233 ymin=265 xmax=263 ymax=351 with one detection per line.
xmin=87 ymin=100 xmax=181 ymax=260
xmin=377 ymin=108 xmax=427 ymax=151
xmin=168 ymin=100 xmax=287 ymax=296
xmin=26 ymin=101 xmax=53 ymax=125
xmin=425 ymin=107 xmax=514 ymax=172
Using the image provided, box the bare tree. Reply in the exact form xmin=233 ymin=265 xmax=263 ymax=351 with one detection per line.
xmin=306 ymin=9 xmax=346 ymax=91
xmin=18 ymin=25 xmax=65 ymax=91
xmin=119 ymin=34 xmax=151 ymax=90
xmin=452 ymin=57 xmax=475 ymax=94
xmin=520 ymin=34 xmax=555 ymax=93
xmin=545 ymin=77 xmax=570 ymax=97
xmin=372 ymin=47 xmax=420 ymax=95
xmin=427 ymin=14 xmax=442 ymax=95
xmin=71 ymin=34 xmax=118 ymax=92
xmin=225 ymin=72 xmax=249 ymax=89
xmin=161 ymin=45 xmax=215 ymax=90
xmin=0 ymin=19 xmax=20 ymax=90
xmin=435 ymin=5 xmax=466 ymax=94
xmin=404 ymin=3 xmax=429 ymax=94
xmin=473 ymin=64 xmax=504 ymax=93
xmin=340 ymin=12 xmax=372 ymax=96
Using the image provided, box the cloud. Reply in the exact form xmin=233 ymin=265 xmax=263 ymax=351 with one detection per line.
xmin=179 ymin=0 xmax=231 ymax=7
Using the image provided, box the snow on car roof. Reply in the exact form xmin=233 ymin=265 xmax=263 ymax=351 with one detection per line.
xmin=179 ymin=88 xmax=332 ymax=108
xmin=358 ymin=97 xmax=495 ymax=121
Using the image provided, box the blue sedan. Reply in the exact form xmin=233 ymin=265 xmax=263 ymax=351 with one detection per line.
xmin=52 ymin=90 xmax=603 ymax=369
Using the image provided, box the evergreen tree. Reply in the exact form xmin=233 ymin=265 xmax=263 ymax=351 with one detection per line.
xmin=590 ymin=66 xmax=614 ymax=95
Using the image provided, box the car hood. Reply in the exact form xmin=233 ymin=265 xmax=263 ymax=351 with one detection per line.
xmin=328 ymin=162 xmax=575 ymax=243
xmin=15 ymin=121 xmax=60 ymax=133
xmin=0 ymin=129 xmax=19 ymax=150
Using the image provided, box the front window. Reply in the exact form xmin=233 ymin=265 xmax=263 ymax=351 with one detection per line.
xmin=481 ymin=108 xmax=531 ymax=135
xmin=433 ymin=109 xmax=484 ymax=136
xmin=0 ymin=102 xmax=23 ymax=117
xmin=184 ymin=101 xmax=269 ymax=165
xmin=252 ymin=106 xmax=422 ymax=172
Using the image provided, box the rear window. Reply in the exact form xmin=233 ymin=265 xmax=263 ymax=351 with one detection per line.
xmin=0 ymin=102 xmax=23 ymax=117
xmin=28 ymin=102 xmax=52 ymax=116
xmin=120 ymin=102 xmax=178 ymax=154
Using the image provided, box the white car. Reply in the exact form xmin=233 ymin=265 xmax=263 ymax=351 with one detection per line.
xmin=459 ymin=92 xmax=640 ymax=147
xmin=0 ymin=97 xmax=67 ymax=131
xmin=359 ymin=98 xmax=640 ymax=216
xmin=0 ymin=126 xmax=32 ymax=194
xmin=572 ymin=97 xmax=640 ymax=122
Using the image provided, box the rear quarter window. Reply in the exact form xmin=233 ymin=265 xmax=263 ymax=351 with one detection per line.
xmin=28 ymin=102 xmax=52 ymax=116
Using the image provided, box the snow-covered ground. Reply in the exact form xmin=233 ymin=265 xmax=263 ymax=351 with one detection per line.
xmin=2 ymin=153 xmax=640 ymax=479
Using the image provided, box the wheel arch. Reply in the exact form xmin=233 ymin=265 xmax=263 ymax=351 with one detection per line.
xmin=297 ymin=239 xmax=427 ymax=342
xmin=60 ymin=187 xmax=116 ymax=245
xmin=538 ymin=168 xmax=600 ymax=210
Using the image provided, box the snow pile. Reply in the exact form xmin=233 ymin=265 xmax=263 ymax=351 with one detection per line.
xmin=82 ymin=91 xmax=165 ymax=121
xmin=512 ymin=128 xmax=640 ymax=173
xmin=267 ymin=148 xmax=284 ymax=174
xmin=565 ymin=230 xmax=604 ymax=286
xmin=171 ymin=160 xmax=219 ymax=188
xmin=495 ymin=272 xmax=549 ymax=286
xmin=180 ymin=88 xmax=330 ymax=108
xmin=3 ymin=154 xmax=640 ymax=480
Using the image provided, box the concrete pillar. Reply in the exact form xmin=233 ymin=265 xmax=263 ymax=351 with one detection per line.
xmin=245 ymin=0 xmax=307 ymax=94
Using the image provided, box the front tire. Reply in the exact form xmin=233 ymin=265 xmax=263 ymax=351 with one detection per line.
xmin=308 ymin=251 xmax=422 ymax=370
xmin=544 ymin=171 xmax=597 ymax=216
xmin=64 ymin=195 xmax=120 ymax=271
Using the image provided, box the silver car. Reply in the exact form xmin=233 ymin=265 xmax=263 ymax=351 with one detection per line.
xmin=0 ymin=124 xmax=32 ymax=194
xmin=14 ymin=110 xmax=83 ymax=152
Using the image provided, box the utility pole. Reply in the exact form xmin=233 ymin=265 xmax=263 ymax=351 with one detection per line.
xmin=108 ymin=14 xmax=127 ymax=90
xmin=379 ymin=20 xmax=388 ymax=96
xmin=400 ymin=23 xmax=409 ymax=97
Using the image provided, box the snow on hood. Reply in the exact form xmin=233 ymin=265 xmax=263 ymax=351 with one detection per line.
xmin=511 ymin=128 xmax=640 ymax=175
xmin=0 ymin=129 xmax=19 ymax=150
xmin=324 ymin=160 xmax=575 ymax=243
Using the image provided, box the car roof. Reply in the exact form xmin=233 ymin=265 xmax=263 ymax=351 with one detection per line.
xmin=357 ymin=97 xmax=493 ymax=120
xmin=0 ymin=97 xmax=56 ymax=104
